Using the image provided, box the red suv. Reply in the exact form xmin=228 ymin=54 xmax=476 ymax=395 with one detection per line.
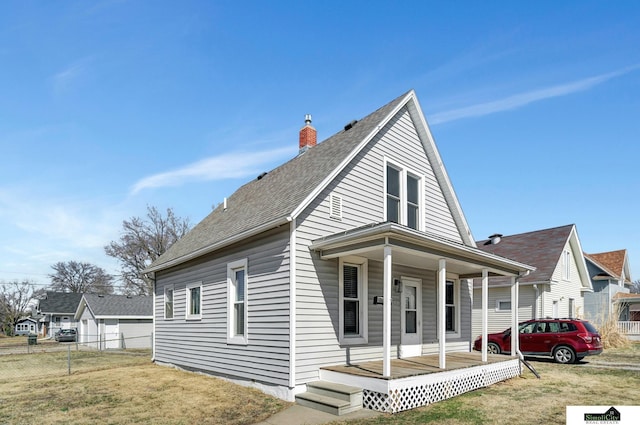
xmin=473 ymin=319 xmax=603 ymax=364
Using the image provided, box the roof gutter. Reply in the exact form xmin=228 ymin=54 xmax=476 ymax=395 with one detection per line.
xmin=311 ymin=222 xmax=534 ymax=275
xmin=146 ymin=216 xmax=292 ymax=273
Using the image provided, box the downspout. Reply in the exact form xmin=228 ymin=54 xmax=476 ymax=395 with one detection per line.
xmin=146 ymin=272 xmax=156 ymax=361
xmin=288 ymin=219 xmax=297 ymax=392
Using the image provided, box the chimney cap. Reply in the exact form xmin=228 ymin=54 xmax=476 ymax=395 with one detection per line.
xmin=304 ymin=114 xmax=312 ymax=125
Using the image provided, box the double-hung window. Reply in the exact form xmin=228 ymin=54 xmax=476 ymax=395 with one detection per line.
xmin=445 ymin=280 xmax=459 ymax=334
xmin=164 ymin=286 xmax=174 ymax=319
xmin=227 ymin=259 xmax=248 ymax=344
xmin=339 ymin=257 xmax=368 ymax=345
xmin=185 ymin=282 xmax=202 ymax=320
xmin=385 ymin=162 xmax=422 ymax=230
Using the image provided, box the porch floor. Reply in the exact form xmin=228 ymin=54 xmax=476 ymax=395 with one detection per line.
xmin=321 ymin=352 xmax=511 ymax=380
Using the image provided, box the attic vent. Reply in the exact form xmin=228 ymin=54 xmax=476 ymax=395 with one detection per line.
xmin=257 ymin=172 xmax=268 ymax=180
xmin=344 ymin=120 xmax=358 ymax=131
xmin=329 ymin=193 xmax=343 ymax=220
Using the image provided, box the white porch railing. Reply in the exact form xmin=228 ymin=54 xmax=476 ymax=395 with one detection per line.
xmin=618 ymin=321 xmax=640 ymax=335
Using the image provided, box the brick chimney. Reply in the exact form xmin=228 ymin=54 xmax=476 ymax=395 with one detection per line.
xmin=299 ymin=114 xmax=317 ymax=154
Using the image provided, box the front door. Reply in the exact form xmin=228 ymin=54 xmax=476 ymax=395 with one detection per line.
xmin=400 ymin=277 xmax=422 ymax=358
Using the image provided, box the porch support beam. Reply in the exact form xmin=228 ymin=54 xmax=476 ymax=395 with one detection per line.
xmin=438 ymin=258 xmax=446 ymax=369
xmin=383 ymin=245 xmax=392 ymax=377
xmin=481 ymin=268 xmax=489 ymax=362
xmin=510 ymin=276 xmax=519 ymax=356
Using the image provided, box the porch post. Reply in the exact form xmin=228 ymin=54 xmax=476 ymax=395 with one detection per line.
xmin=438 ymin=258 xmax=446 ymax=369
xmin=511 ymin=276 xmax=519 ymax=356
xmin=481 ymin=268 xmax=489 ymax=362
xmin=383 ymin=245 xmax=392 ymax=377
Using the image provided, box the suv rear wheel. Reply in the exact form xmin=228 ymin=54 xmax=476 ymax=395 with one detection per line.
xmin=553 ymin=346 xmax=576 ymax=364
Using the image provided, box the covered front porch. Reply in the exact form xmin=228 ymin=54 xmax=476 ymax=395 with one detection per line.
xmin=320 ymin=352 xmax=521 ymax=413
xmin=309 ymin=223 xmax=534 ymax=412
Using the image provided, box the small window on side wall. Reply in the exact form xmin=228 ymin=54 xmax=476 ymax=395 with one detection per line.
xmin=164 ymin=287 xmax=174 ymax=319
xmin=495 ymin=300 xmax=511 ymax=312
xmin=185 ymin=282 xmax=202 ymax=320
xmin=227 ymin=259 xmax=248 ymax=344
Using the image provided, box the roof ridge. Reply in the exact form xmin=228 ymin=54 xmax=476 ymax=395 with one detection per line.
xmin=476 ymin=223 xmax=574 ymax=244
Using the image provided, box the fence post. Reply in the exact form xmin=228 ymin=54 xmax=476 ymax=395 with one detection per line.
xmin=67 ymin=345 xmax=71 ymax=376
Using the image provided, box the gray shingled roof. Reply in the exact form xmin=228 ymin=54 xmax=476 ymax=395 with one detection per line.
xmin=148 ymin=90 xmax=412 ymax=271
xmin=474 ymin=224 xmax=574 ymax=286
xmin=38 ymin=292 xmax=83 ymax=314
xmin=82 ymin=294 xmax=152 ymax=317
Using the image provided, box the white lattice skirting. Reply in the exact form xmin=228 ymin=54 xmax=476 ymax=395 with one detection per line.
xmin=362 ymin=359 xmax=521 ymax=413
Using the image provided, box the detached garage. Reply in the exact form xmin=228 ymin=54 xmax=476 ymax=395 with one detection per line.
xmin=75 ymin=294 xmax=153 ymax=349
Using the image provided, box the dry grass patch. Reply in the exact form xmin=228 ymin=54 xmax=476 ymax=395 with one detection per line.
xmin=0 ymin=357 xmax=290 ymax=425
xmin=330 ymin=346 xmax=640 ymax=425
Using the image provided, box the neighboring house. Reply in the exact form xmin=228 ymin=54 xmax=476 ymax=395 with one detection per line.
xmin=37 ymin=292 xmax=83 ymax=338
xmin=14 ymin=317 xmax=39 ymax=335
xmin=75 ymin=294 xmax=153 ymax=349
xmin=471 ymin=225 xmax=592 ymax=338
xmin=145 ymin=90 xmax=533 ymax=411
xmin=583 ymin=249 xmax=632 ymax=322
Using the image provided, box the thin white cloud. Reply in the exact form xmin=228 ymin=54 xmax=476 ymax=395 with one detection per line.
xmin=429 ymin=65 xmax=640 ymax=124
xmin=51 ymin=57 xmax=93 ymax=93
xmin=130 ymin=146 xmax=296 ymax=195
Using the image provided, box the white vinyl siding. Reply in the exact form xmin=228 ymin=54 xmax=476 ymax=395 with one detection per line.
xmin=472 ymin=286 xmax=536 ymax=339
xmin=153 ymin=227 xmax=291 ymax=387
xmin=294 ymin=106 xmax=469 ymax=384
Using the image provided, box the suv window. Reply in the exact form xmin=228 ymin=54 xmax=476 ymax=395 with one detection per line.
xmin=547 ymin=321 xmax=560 ymax=333
xmin=559 ymin=322 xmax=577 ymax=332
xmin=582 ymin=321 xmax=599 ymax=333
xmin=520 ymin=322 xmax=536 ymax=334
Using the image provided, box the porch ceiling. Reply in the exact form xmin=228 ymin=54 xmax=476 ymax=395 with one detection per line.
xmin=310 ymin=223 xmax=535 ymax=277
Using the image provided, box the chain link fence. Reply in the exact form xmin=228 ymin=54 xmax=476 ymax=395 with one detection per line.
xmin=0 ymin=335 xmax=152 ymax=381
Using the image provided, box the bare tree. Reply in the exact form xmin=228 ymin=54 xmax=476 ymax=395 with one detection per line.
xmin=105 ymin=206 xmax=191 ymax=296
xmin=48 ymin=261 xmax=115 ymax=294
xmin=631 ymin=279 xmax=640 ymax=294
xmin=0 ymin=280 xmax=35 ymax=335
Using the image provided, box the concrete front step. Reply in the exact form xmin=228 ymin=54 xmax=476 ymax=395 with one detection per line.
xmin=295 ymin=381 xmax=363 ymax=416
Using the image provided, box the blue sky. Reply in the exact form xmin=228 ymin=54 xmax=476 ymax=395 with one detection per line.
xmin=1 ymin=1 xmax=639 ymax=289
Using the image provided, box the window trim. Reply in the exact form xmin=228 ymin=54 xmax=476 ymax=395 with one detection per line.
xmin=444 ymin=279 xmax=460 ymax=337
xmin=185 ymin=282 xmax=202 ymax=320
xmin=384 ymin=158 xmax=423 ymax=231
xmin=495 ymin=299 xmax=512 ymax=312
xmin=338 ymin=256 xmax=368 ymax=345
xmin=227 ymin=258 xmax=249 ymax=345
xmin=164 ymin=285 xmax=174 ymax=320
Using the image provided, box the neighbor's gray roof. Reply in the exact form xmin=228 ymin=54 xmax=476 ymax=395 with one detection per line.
xmin=473 ymin=224 xmax=575 ymax=287
xmin=148 ymin=90 xmax=412 ymax=272
xmin=82 ymin=294 xmax=152 ymax=317
xmin=38 ymin=292 xmax=83 ymax=314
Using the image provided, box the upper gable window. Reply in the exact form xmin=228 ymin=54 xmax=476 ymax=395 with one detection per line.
xmin=385 ymin=162 xmax=422 ymax=230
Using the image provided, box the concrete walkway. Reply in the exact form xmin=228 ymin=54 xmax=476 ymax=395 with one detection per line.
xmin=254 ymin=404 xmax=382 ymax=425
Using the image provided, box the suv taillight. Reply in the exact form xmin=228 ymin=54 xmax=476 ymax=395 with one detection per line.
xmin=577 ymin=333 xmax=593 ymax=343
